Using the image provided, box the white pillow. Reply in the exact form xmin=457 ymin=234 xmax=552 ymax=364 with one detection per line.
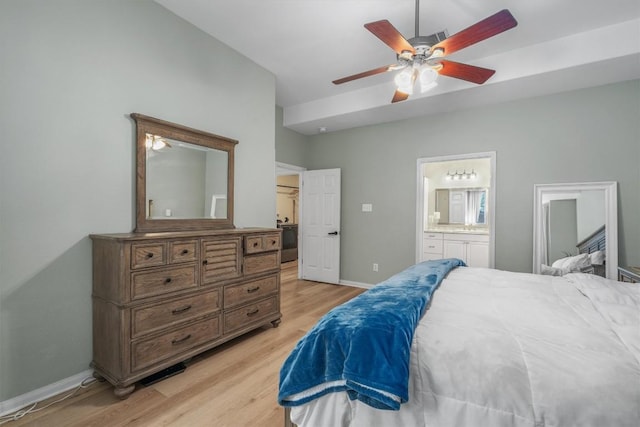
xmin=551 ymin=253 xmax=591 ymax=272
xmin=589 ymin=250 xmax=606 ymax=265
xmin=540 ymin=264 xmax=567 ymax=276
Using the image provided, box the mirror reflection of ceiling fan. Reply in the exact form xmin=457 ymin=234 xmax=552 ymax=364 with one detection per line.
xmin=333 ymin=0 xmax=517 ymax=103
xmin=145 ymin=133 xmax=171 ymax=151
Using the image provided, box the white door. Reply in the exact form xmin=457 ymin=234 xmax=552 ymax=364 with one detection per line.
xmin=301 ymin=169 xmax=341 ymax=284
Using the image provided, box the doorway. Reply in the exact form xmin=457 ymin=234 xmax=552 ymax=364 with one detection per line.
xmin=277 ymin=162 xmax=305 ymax=276
xmin=415 ymin=152 xmax=496 ymax=267
xmin=277 ymin=174 xmax=299 ymax=263
xmin=276 ymin=162 xmax=342 ymax=284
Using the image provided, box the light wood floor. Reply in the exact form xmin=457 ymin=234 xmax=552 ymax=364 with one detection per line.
xmin=7 ymin=262 xmax=364 ymax=427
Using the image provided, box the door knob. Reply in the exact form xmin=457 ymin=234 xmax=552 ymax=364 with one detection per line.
xmin=328 ymin=231 xmax=339 ymax=236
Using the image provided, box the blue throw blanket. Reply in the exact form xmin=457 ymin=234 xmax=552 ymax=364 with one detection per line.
xmin=278 ymin=258 xmax=465 ymax=410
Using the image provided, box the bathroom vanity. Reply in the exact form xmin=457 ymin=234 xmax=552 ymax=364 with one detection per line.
xmin=423 ymin=230 xmax=489 ymax=268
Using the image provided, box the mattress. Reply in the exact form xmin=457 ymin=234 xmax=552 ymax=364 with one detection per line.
xmin=290 ymin=267 xmax=640 ymax=427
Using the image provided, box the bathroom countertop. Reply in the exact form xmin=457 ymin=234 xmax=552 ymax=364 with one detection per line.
xmin=425 ymin=228 xmax=489 ymax=235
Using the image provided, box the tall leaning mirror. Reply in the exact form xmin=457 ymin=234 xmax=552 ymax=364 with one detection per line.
xmin=533 ymin=181 xmax=618 ymax=279
xmin=132 ymin=113 xmax=237 ymax=232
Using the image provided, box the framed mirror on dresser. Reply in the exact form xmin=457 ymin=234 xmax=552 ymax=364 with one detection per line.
xmin=90 ymin=114 xmax=282 ymax=399
xmin=131 ymin=113 xmax=237 ymax=232
xmin=533 ymin=181 xmax=618 ymax=279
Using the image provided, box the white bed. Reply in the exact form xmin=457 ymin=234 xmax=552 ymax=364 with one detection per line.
xmin=288 ymin=267 xmax=640 ymax=427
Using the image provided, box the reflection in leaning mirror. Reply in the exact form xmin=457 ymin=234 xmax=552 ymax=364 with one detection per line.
xmin=146 ymin=136 xmax=228 ymax=219
xmin=533 ymin=182 xmax=618 ymax=279
xmin=132 ymin=113 xmax=237 ymax=232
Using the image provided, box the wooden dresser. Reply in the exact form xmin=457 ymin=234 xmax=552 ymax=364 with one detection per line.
xmin=90 ymin=228 xmax=281 ymax=398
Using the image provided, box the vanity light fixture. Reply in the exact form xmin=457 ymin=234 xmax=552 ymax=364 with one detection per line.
xmin=445 ymin=169 xmax=477 ymax=181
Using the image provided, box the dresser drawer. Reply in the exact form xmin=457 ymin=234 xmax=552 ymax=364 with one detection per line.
xmin=131 ymin=265 xmax=197 ymax=300
xmin=244 ymin=252 xmax=279 ymax=275
xmin=132 ymin=316 xmax=220 ymax=372
xmin=131 ymin=243 xmax=166 ymax=269
xmin=169 ymin=240 xmax=198 ymax=264
xmin=224 ymin=274 xmax=278 ymax=309
xmin=223 ymin=296 xmax=278 ymax=333
xmin=423 ymin=239 xmax=443 ymax=253
xmin=244 ymin=233 xmax=281 ymax=254
xmin=132 ymin=289 xmax=220 ymax=338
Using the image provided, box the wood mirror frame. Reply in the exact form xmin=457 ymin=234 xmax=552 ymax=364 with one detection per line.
xmin=132 ymin=113 xmax=237 ymax=232
xmin=532 ymin=181 xmax=618 ymax=279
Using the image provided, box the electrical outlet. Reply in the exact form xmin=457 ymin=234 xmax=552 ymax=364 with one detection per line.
xmin=373 ymin=263 xmax=378 ymax=272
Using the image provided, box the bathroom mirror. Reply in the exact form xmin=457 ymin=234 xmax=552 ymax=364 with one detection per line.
xmin=533 ymin=182 xmax=618 ymax=279
xmin=434 ymin=188 xmax=488 ymax=225
xmin=132 ymin=113 xmax=237 ymax=232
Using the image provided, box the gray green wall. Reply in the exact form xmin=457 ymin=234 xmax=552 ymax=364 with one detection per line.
xmin=0 ymin=0 xmax=275 ymax=401
xmin=289 ymin=81 xmax=639 ymax=284
xmin=275 ymin=106 xmax=309 ymax=168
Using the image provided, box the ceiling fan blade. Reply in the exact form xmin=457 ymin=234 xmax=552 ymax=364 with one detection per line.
xmin=391 ymin=90 xmax=410 ymax=103
xmin=332 ymin=65 xmax=395 ymax=85
xmin=364 ymin=20 xmax=416 ymax=55
xmin=430 ymin=9 xmax=517 ymax=56
xmin=437 ymin=60 xmax=495 ymax=84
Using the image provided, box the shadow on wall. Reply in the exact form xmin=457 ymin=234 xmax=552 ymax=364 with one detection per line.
xmin=1 ymin=238 xmax=93 ymax=401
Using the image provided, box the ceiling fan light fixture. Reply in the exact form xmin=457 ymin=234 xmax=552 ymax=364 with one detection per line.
xmin=430 ymin=47 xmax=445 ymax=58
xmin=394 ymin=67 xmax=416 ymax=95
xmin=419 ymin=66 xmax=438 ymax=93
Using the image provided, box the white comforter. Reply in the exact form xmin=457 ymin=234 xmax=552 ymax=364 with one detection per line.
xmin=291 ymin=268 xmax=640 ymax=427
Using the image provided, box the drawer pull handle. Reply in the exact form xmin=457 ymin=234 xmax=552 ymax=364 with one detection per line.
xmin=181 ymin=249 xmax=189 ymax=255
xmin=172 ymin=305 xmax=192 ymax=315
xmin=247 ymin=286 xmax=260 ymax=293
xmin=253 ymin=242 xmax=259 ymax=247
xmin=203 ymin=260 xmax=208 ymax=265
xmin=164 ymin=277 xmax=172 ymax=284
xmin=146 ymin=253 xmax=154 ymax=259
xmin=271 ymin=240 xmax=276 ymax=245
xmin=171 ymin=334 xmax=191 ymax=345
xmin=246 ymin=308 xmax=259 ymax=316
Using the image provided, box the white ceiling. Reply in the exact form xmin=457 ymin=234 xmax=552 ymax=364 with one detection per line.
xmin=155 ymin=0 xmax=640 ymax=135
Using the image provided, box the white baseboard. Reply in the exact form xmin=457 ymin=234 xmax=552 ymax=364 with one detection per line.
xmin=0 ymin=369 xmax=93 ymax=417
xmin=339 ymin=280 xmax=373 ymax=289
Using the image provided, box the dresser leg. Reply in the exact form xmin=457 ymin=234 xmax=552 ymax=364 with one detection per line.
xmin=113 ymin=384 xmax=135 ymax=400
xmin=271 ymin=318 xmax=282 ymax=328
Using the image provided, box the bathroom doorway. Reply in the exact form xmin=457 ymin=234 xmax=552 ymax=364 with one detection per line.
xmin=415 ymin=152 xmax=496 ymax=267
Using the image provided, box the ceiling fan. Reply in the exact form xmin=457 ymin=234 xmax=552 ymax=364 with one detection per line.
xmin=333 ymin=0 xmax=518 ymax=103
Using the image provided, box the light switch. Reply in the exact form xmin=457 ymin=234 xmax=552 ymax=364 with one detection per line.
xmin=362 ymin=203 xmax=373 ymax=212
